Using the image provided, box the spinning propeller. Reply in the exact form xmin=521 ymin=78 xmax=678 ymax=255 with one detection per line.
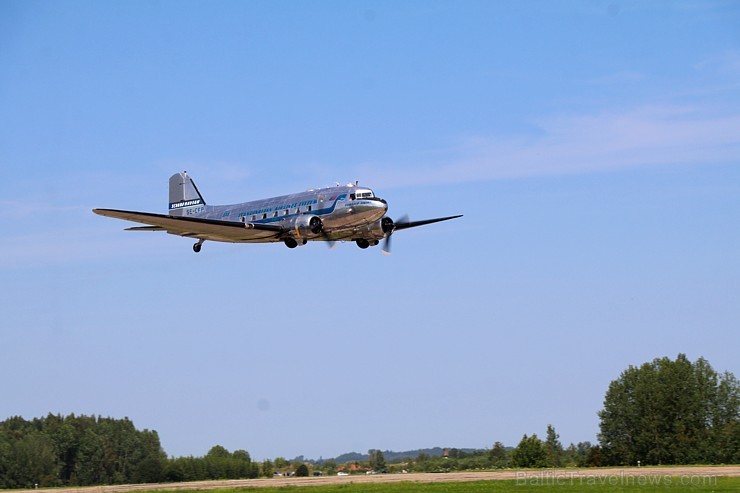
xmin=381 ymin=215 xmax=408 ymax=254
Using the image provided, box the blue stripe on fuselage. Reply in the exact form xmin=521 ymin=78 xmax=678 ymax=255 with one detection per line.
xmin=246 ymin=194 xmax=346 ymax=224
xmin=199 ymin=193 xmax=349 ymax=224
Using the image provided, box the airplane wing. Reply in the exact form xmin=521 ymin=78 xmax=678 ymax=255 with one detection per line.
xmin=92 ymin=208 xmax=284 ymax=242
xmin=380 ymin=214 xmax=462 ymax=254
xmin=393 ymin=215 xmax=463 ymax=231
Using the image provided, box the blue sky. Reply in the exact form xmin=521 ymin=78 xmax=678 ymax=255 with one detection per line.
xmin=1 ymin=1 xmax=739 ymax=461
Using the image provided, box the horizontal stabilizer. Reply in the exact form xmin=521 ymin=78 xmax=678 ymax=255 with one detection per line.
xmin=125 ymin=226 xmax=166 ymax=231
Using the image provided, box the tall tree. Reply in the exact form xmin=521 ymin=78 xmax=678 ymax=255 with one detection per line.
xmin=544 ymin=425 xmax=563 ymax=467
xmin=598 ymin=354 xmax=739 ymax=465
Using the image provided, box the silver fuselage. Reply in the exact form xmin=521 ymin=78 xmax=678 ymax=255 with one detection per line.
xmin=179 ymin=185 xmax=388 ymax=243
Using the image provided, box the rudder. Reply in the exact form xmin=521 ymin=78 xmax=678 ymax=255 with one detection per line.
xmin=169 ymin=171 xmax=206 ymax=216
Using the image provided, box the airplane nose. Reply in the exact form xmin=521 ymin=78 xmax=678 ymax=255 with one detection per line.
xmin=351 ymin=197 xmax=387 ymax=219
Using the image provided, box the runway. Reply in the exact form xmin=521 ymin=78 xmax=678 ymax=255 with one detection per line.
xmin=18 ymin=466 xmax=740 ymax=493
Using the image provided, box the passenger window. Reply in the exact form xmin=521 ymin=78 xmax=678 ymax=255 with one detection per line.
xmin=350 ymin=194 xmax=355 ymax=200
xmin=262 ymin=213 xmax=267 ymax=219
xmin=307 ymin=205 xmax=312 ymax=212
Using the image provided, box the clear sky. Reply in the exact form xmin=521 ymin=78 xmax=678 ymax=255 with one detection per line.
xmin=1 ymin=0 xmax=739 ymax=461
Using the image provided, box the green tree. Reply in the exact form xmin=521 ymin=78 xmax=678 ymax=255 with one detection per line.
xmin=164 ymin=460 xmax=185 ymax=482
xmin=132 ymin=429 xmax=166 ymax=483
xmin=511 ymin=434 xmax=547 ymax=468
xmin=206 ymin=445 xmax=230 ymax=459
xmin=3 ymin=431 xmax=59 ymax=488
xmin=598 ymin=354 xmax=739 ymax=465
xmin=232 ymin=450 xmax=251 ymax=462
xmin=711 ymin=372 xmax=740 ymax=463
xmin=45 ymin=417 xmax=77 ymax=485
xmin=586 ymin=445 xmax=603 ymax=467
xmin=488 ymin=441 xmax=509 ymax=468
xmin=260 ymin=459 xmax=274 ymax=477
xmin=295 ymin=464 xmax=309 ymax=477
xmin=76 ymin=428 xmax=105 ymax=485
xmin=368 ymin=449 xmax=386 ymax=472
xmin=544 ymin=424 xmax=563 ymax=467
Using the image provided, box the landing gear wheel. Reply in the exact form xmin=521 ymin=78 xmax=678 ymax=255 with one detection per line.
xmin=193 ymin=240 xmax=204 ymax=253
xmin=284 ymin=238 xmax=298 ymax=249
xmin=356 ymin=239 xmax=370 ymax=249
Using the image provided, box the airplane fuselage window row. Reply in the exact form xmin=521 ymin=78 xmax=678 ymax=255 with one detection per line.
xmin=243 ymin=205 xmax=314 ymax=222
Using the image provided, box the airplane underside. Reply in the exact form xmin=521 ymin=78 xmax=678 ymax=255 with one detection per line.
xmin=179 ymin=224 xmax=384 ymax=251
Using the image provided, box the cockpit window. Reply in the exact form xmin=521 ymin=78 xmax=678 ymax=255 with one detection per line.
xmin=355 ymin=190 xmax=374 ymax=199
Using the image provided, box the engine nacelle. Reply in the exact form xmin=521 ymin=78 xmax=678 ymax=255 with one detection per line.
xmin=289 ymin=215 xmax=323 ymax=237
xmin=358 ymin=216 xmax=394 ymax=240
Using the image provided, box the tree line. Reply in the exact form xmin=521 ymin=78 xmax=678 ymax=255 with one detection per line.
xmin=0 ymin=414 xmax=165 ymax=488
xmin=1 ymin=354 xmax=737 ymax=488
xmin=366 ymin=428 xmax=601 ymax=473
xmin=164 ymin=445 xmax=259 ymax=482
xmin=0 ymin=415 xmax=260 ymax=489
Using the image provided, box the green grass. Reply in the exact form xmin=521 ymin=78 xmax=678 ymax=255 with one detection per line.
xmin=148 ymin=477 xmax=740 ymax=493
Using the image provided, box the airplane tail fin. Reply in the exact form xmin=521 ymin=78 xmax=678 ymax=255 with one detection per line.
xmin=169 ymin=171 xmax=206 ymax=216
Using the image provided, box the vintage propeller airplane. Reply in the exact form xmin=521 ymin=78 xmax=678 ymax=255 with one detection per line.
xmin=93 ymin=171 xmax=462 ymax=253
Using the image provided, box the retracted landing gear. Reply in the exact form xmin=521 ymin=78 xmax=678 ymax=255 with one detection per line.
xmin=193 ymin=239 xmax=205 ymax=253
xmin=355 ymin=239 xmax=379 ymax=250
xmin=284 ymin=238 xmax=308 ymax=248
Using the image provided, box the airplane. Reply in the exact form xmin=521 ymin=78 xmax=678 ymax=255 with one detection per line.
xmin=93 ymin=171 xmax=462 ymax=253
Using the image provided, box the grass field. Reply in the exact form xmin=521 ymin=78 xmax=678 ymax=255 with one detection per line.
xmin=139 ymin=477 xmax=740 ymax=493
